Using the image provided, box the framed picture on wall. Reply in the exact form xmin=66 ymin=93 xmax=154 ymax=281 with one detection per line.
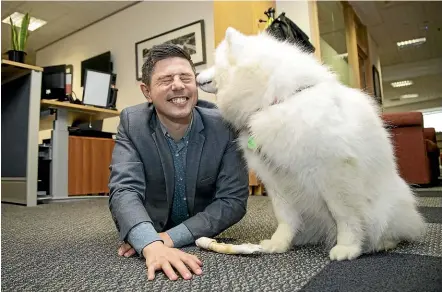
xmin=135 ymin=20 xmax=206 ymax=81
xmin=372 ymin=65 xmax=382 ymax=105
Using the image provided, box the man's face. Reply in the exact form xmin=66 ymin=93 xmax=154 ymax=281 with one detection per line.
xmin=141 ymin=57 xmax=198 ymax=122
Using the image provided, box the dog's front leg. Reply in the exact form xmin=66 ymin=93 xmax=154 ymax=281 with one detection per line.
xmin=260 ymin=191 xmax=300 ymax=253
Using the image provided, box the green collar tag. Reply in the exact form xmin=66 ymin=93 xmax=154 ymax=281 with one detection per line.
xmin=248 ymin=136 xmax=257 ymax=150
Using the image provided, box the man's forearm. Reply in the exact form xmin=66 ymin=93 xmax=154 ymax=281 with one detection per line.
xmin=126 ymin=222 xmax=163 ymax=255
xmin=183 ymin=197 xmax=247 ymax=240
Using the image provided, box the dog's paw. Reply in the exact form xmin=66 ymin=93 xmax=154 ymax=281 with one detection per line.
xmin=329 ymin=244 xmax=362 ymax=261
xmin=375 ymin=239 xmax=399 ymax=252
xmin=260 ymin=239 xmax=291 ymax=254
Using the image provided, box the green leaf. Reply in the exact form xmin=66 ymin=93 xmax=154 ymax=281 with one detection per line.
xmin=13 ymin=26 xmax=19 ymax=50
xmin=18 ymin=13 xmax=30 ymax=51
xmin=9 ymin=18 xmax=15 ymax=50
xmin=9 ymin=17 xmax=18 ymax=50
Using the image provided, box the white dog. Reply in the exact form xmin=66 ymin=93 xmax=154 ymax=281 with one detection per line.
xmin=196 ymin=27 xmax=426 ymax=261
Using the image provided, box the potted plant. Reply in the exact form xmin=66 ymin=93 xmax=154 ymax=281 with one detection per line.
xmin=8 ymin=12 xmax=30 ymax=63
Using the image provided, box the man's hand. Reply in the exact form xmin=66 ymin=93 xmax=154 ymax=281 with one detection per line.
xmin=143 ymin=241 xmax=203 ymax=281
xmin=118 ymin=242 xmax=136 ymax=257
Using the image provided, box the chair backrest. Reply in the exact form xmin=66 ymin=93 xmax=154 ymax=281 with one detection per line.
xmin=423 ymin=128 xmax=437 ymax=143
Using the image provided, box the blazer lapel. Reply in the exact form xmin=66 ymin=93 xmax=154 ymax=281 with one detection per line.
xmin=150 ymin=115 xmax=175 ymax=215
xmin=186 ymin=109 xmax=205 ymax=216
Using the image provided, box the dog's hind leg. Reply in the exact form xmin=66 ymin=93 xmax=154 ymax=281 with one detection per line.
xmin=322 ymin=187 xmax=365 ymax=261
xmin=260 ymin=189 xmax=300 ymax=253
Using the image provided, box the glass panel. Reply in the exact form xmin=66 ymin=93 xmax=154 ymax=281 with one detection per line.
xmin=358 ymin=48 xmax=367 ymax=90
xmin=317 ymin=1 xmax=351 ymax=87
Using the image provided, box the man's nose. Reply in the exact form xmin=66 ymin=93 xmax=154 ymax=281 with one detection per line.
xmin=171 ymin=76 xmax=185 ymax=90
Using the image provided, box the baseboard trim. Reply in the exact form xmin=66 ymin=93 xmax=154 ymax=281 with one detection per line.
xmin=1 ymin=178 xmax=28 ymax=205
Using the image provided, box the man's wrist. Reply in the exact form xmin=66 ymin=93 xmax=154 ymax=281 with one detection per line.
xmin=159 ymin=232 xmax=174 ymax=248
xmin=142 ymin=240 xmax=164 ymax=257
xmin=166 ymin=223 xmax=194 ymax=248
xmin=126 ymin=222 xmax=163 ymax=255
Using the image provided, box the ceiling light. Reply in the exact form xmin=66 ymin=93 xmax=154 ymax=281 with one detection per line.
xmin=397 ymin=37 xmax=426 ymax=48
xmin=2 ymin=12 xmax=47 ymax=31
xmin=400 ymin=94 xmax=419 ymax=99
xmin=391 ymin=80 xmax=413 ymax=88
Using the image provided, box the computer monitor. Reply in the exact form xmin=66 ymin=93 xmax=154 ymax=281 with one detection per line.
xmin=80 ymin=51 xmax=112 ymax=87
xmin=41 ymin=65 xmax=66 ymax=100
xmin=82 ymin=69 xmax=112 ymax=108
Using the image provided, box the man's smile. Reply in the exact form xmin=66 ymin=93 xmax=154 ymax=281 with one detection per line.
xmin=169 ymin=96 xmax=189 ymax=105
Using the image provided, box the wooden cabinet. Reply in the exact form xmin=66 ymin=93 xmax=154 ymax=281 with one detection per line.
xmin=68 ymin=136 xmax=115 ymax=196
xmin=214 ymin=1 xmax=276 ymax=46
xmin=249 ymin=170 xmax=265 ymax=195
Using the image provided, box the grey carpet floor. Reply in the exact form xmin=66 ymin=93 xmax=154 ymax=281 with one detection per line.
xmin=2 ymin=191 xmax=442 ymax=292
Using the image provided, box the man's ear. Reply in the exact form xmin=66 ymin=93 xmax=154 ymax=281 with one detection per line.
xmin=140 ymin=83 xmax=152 ymax=103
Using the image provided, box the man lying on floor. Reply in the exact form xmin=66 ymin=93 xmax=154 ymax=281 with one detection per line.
xmin=108 ymin=43 xmax=249 ymax=281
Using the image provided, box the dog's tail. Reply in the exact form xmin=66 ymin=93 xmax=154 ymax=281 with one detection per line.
xmin=195 ymin=237 xmax=264 ymax=255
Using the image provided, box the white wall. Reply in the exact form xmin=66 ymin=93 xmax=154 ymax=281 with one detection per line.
xmin=37 ymin=1 xmax=215 ymax=139
xmin=422 ymin=110 xmax=442 ymax=132
xmin=383 ymin=97 xmax=442 ymax=113
xmin=276 ymin=0 xmax=313 ymax=39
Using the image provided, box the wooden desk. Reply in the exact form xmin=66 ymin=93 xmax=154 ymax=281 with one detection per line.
xmin=40 ymin=100 xmax=120 ymax=131
xmin=2 ymin=59 xmax=43 ymax=85
xmin=2 ymin=60 xmax=43 ymax=206
xmin=39 ymin=99 xmax=120 ymax=200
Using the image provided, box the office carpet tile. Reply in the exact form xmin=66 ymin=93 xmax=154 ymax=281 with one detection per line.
xmin=414 ymin=187 xmax=442 ymax=197
xmin=2 ymin=189 xmax=442 ymax=292
xmin=417 ymin=197 xmax=442 ymax=207
xmin=419 ymin=207 xmax=442 ymax=223
xmin=299 ymin=253 xmax=442 ymax=292
xmin=393 ymin=223 xmax=442 ymax=257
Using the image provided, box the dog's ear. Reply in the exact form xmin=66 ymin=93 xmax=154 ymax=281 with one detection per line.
xmin=226 ymin=27 xmax=240 ymax=43
xmin=225 ymin=27 xmax=246 ymax=46
xmin=225 ymin=27 xmax=245 ymax=65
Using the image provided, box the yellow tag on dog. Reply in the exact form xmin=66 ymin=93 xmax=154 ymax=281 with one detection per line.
xmin=248 ymin=136 xmax=257 ymax=150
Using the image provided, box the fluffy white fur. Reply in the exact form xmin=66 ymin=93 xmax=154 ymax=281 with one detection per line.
xmin=196 ymin=27 xmax=426 ymax=261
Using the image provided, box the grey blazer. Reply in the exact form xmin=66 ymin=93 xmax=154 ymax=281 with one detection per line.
xmin=108 ymin=100 xmax=249 ymax=242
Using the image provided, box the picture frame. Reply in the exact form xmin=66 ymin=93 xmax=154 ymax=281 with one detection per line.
xmin=372 ymin=65 xmax=382 ymax=105
xmin=135 ymin=19 xmax=206 ymax=81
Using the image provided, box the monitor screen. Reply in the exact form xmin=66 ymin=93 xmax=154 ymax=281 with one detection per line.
xmin=80 ymin=51 xmax=112 ymax=87
xmin=41 ymin=64 xmax=66 ymax=100
xmin=82 ymin=69 xmax=111 ymax=108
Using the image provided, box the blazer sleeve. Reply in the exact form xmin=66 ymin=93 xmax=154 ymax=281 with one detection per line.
xmin=108 ymin=109 xmax=158 ymax=242
xmin=182 ymin=130 xmax=249 ymax=239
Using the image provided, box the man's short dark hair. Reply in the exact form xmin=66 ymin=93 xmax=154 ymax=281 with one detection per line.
xmin=141 ymin=43 xmax=196 ymax=86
